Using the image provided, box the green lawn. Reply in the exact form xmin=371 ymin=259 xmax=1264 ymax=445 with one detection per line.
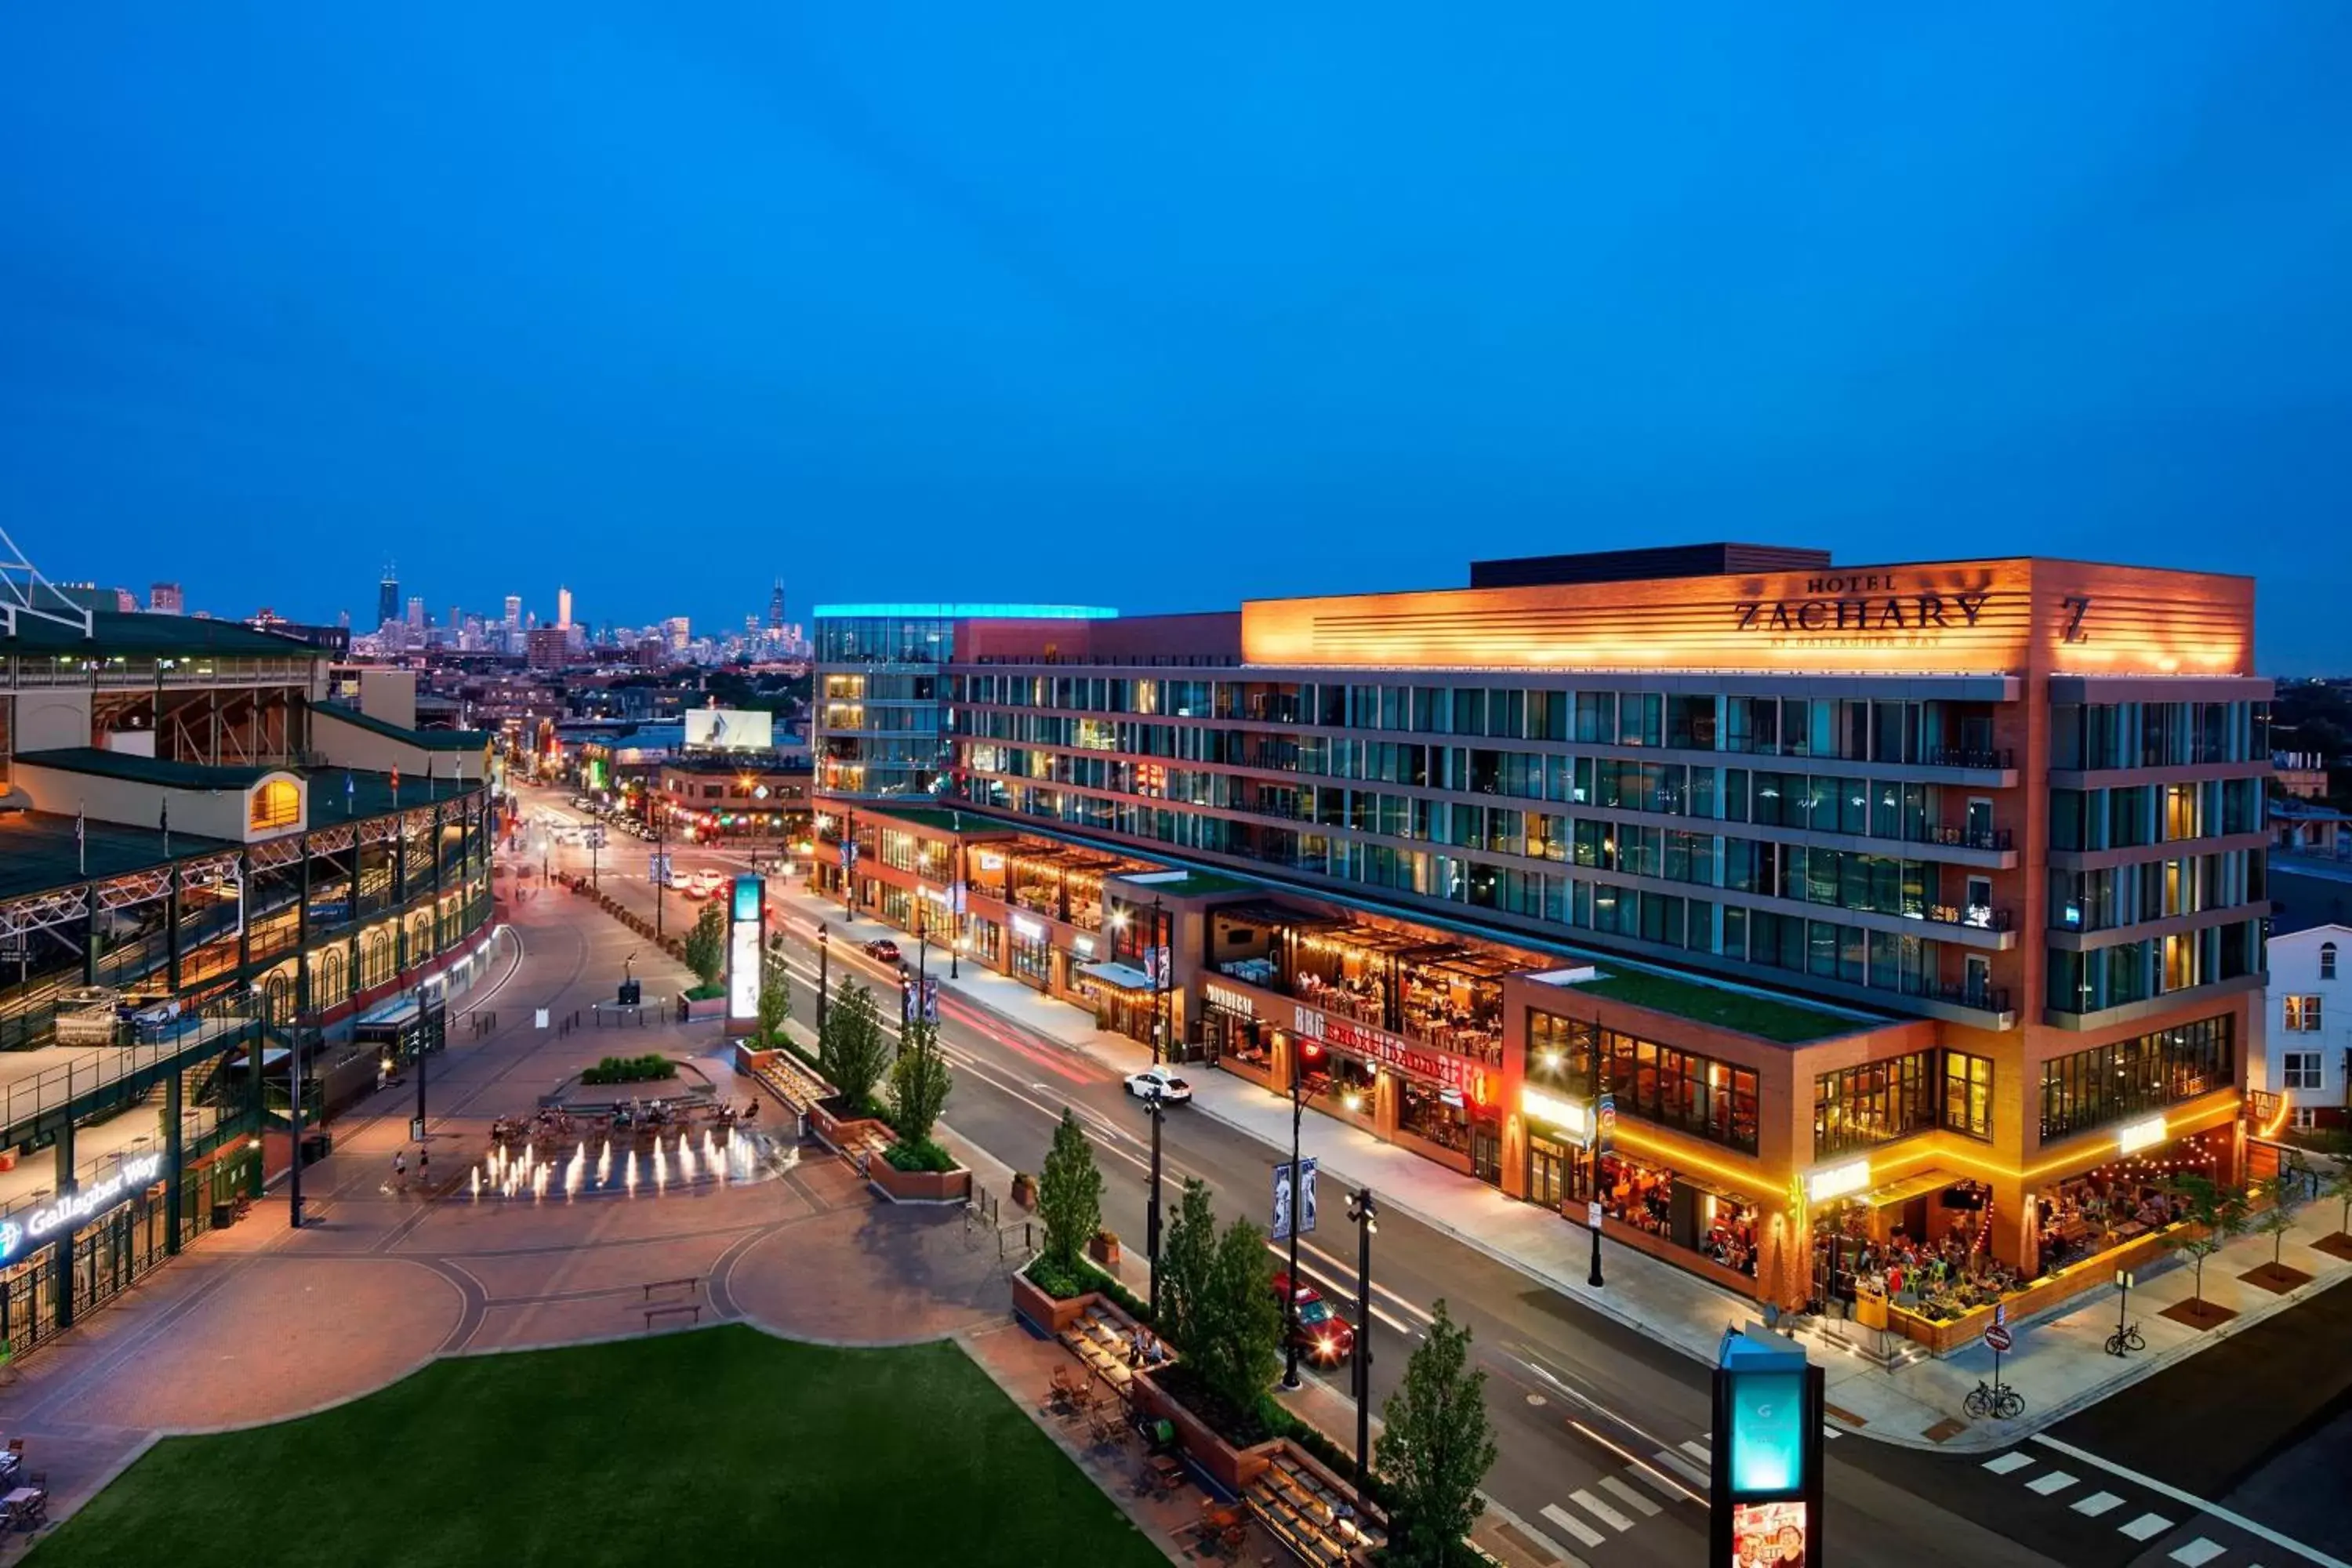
xmin=1576 ymin=968 xmax=1865 ymax=1044
xmin=31 ymin=1327 xmax=1163 ymax=1568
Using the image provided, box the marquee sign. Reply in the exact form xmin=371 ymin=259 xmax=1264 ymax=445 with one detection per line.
xmin=5 ymin=1152 xmax=168 ymax=1261
xmin=1291 ymin=1004 xmax=1483 ymax=1096
xmin=1734 ymin=574 xmax=1997 ymax=639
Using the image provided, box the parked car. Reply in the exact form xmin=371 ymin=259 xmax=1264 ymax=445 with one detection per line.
xmin=862 ymin=938 xmax=902 ymax=964
xmin=1123 ymin=1066 xmax=1192 ymax=1104
xmin=1269 ymin=1272 xmax=1356 ymax=1367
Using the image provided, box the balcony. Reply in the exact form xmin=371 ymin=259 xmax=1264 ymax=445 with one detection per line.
xmin=1924 ymin=746 xmax=2015 ymax=771
xmin=1923 ymin=825 xmax=2013 ymax=852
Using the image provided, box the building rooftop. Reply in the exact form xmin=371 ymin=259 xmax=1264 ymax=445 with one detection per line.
xmin=1 ymin=610 xmax=317 ymax=659
xmin=811 ymin=603 xmax=1117 ymax=620
xmin=1468 ymin=543 xmax=1831 ymax=590
xmin=1112 ymin=869 xmax=1261 ymax=898
xmin=856 ymin=802 xmax=1007 ymax=835
xmin=1542 ymin=966 xmax=1871 ymax=1044
xmin=13 ymin=747 xmax=278 ymax=789
xmin=314 ymin=703 xmax=492 ymax=752
xmin=0 ymin=809 xmax=238 ymax=901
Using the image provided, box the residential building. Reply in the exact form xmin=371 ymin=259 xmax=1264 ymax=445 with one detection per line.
xmin=815 ymin=550 xmax=2271 ymax=1338
xmin=148 ymin=583 xmax=184 ymax=615
xmin=2268 ymin=925 xmax=2348 ymax=1131
xmin=524 ymin=627 xmax=572 ymax=672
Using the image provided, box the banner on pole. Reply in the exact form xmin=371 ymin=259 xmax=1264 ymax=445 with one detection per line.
xmin=1272 ymin=1156 xmax=1319 ymax=1240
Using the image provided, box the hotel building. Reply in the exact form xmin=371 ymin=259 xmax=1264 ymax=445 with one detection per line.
xmin=0 ymin=611 xmax=503 ymax=1352
xmin=815 ymin=548 xmax=2271 ymax=1347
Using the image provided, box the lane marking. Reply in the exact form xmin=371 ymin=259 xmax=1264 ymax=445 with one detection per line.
xmin=2032 ymin=1435 xmax=2350 ymax=1568
xmin=1983 ymin=1452 xmax=2034 ymax=1475
xmin=2074 ymin=1492 xmax=2125 ymax=1518
xmin=2171 ymin=1542 xmax=2227 ymax=1567
xmin=1566 ymin=1488 xmax=1635 ymax=1533
xmin=1540 ymin=1503 xmax=1604 ymax=1549
xmin=2118 ymin=1512 xmax=2176 ymax=1542
xmin=1649 ymin=1449 xmax=1707 ymax=1490
xmin=1565 ymin=1421 xmax=1701 ymax=1507
xmin=2026 ymin=1470 xmax=2078 ymax=1497
xmin=1597 ymin=1474 xmax=1661 ymax=1518
xmin=1679 ymin=1439 xmax=1712 ymax=1463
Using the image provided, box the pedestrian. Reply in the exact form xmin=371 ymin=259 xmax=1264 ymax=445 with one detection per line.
xmin=392 ymin=1149 xmax=408 ymax=1194
xmin=418 ymin=1146 xmax=430 ymax=1186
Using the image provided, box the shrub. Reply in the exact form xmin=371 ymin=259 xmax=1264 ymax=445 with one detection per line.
xmin=882 ymin=1138 xmax=957 ymax=1174
xmin=1022 ymin=1256 xmax=1153 ymax=1323
xmin=581 ymin=1054 xmax=678 ymax=1087
xmin=682 ymin=982 xmax=727 ymax=1002
xmin=1037 ymin=1108 xmax=1105 ymax=1272
xmin=683 ymin=901 xmax=726 ymax=988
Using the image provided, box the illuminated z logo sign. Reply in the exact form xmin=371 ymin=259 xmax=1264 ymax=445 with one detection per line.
xmin=2061 ymin=597 xmax=2092 ymax=643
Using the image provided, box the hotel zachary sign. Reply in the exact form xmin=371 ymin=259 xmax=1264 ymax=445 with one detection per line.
xmin=1736 ymin=572 xmax=1996 ymax=650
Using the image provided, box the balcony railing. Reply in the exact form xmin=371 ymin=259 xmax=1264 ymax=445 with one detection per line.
xmin=1907 ymin=975 xmax=2013 ymax=1014
xmin=1923 ymin=825 xmax=2014 ymax=851
xmin=1918 ymin=903 xmax=2014 ymax=934
xmin=1924 ymin=746 xmax=2015 ymax=771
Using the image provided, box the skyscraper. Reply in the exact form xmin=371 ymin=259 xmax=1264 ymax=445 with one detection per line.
xmin=377 ymin=562 xmax=399 ymax=629
xmin=767 ymin=579 xmax=785 ymax=632
xmin=557 ymin=586 xmax=573 ymax=630
xmin=503 ymin=594 xmax=521 ymax=627
xmin=406 ymin=596 xmax=425 ymax=632
xmin=148 ymin=583 xmax=184 ymax=615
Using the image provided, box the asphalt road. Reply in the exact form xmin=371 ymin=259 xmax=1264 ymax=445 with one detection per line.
xmin=518 ymin=792 xmax=2352 ymax=1568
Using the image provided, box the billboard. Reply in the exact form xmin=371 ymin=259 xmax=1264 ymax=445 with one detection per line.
xmin=684 ymin=708 xmax=773 ymax=752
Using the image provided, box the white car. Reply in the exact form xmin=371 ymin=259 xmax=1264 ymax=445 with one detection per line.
xmin=1123 ymin=1067 xmax=1192 ymax=1104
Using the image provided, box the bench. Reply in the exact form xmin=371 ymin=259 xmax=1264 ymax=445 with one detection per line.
xmin=643 ymin=1276 xmax=703 ymax=1301
xmin=644 ymin=1303 xmax=702 ymax=1330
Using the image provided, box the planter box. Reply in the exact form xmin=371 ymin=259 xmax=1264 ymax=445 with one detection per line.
xmin=682 ymin=996 xmax=728 ymax=1021
xmin=869 ymin=1157 xmax=973 ymax=1205
xmin=808 ymin=1103 xmax=893 ymax=1156
xmin=1089 ymin=1233 xmax=1123 ymax=1269
xmin=1131 ymin=1369 xmax=1283 ymax=1494
xmin=1011 ymin=1174 xmax=1038 ymax=1208
xmin=1011 ymin=1268 xmax=1098 ymax=1336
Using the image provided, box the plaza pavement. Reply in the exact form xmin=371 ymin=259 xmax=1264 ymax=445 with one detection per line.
xmin=763 ymin=881 xmax=2352 ymax=1455
xmin=0 ymin=880 xmax=1216 ymax=1563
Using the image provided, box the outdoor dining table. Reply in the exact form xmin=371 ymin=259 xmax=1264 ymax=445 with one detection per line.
xmin=2 ymin=1487 xmax=43 ymax=1530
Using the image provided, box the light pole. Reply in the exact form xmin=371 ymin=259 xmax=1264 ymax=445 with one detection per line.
xmin=952 ymin=935 xmax=964 ymax=980
xmin=2111 ymin=1269 xmax=2135 ymax=1356
xmin=589 ymin=827 xmax=600 ymax=893
xmin=1282 ymin=1040 xmax=1308 ymax=1392
xmin=654 ymin=798 xmax=667 ymax=942
xmin=1347 ymin=1187 xmax=1378 ymax=1502
xmin=1588 ymin=1139 xmax=1605 ymax=1287
xmin=817 ymin=923 xmax=831 ymax=1036
xmin=1151 ymin=894 xmax=1167 ymax=1068
xmin=1145 ymin=1086 xmax=1167 ymax=1319
xmin=842 ymin=809 xmax=857 ymax=916
xmin=413 ymin=976 xmax=430 ymax=1145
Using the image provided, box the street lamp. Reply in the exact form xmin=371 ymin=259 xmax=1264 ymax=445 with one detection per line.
xmin=654 ymin=796 xmax=667 ymax=942
xmin=817 ymin=922 xmax=831 ymax=1036
xmin=1150 ymin=894 xmax=1167 ymax=1069
xmin=952 ymin=934 xmax=965 ymax=981
xmin=1588 ymin=1138 xmax=1605 ymax=1288
xmin=1282 ymin=1037 xmax=1308 ymax=1392
xmin=1347 ymin=1187 xmax=1378 ymax=1502
xmin=1145 ymin=1085 xmax=1167 ymax=1318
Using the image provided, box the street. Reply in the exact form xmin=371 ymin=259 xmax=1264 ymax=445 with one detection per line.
xmin=519 ymin=789 xmax=2349 ymax=1568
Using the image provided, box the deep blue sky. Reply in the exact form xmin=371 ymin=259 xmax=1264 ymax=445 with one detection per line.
xmin=3 ymin=7 xmax=2348 ymax=669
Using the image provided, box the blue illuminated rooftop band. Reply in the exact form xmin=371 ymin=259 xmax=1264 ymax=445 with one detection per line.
xmin=811 ymin=603 xmax=1117 ymax=619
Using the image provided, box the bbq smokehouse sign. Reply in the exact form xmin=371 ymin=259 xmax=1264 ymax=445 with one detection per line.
xmin=1737 ymin=574 xmax=1995 ymax=639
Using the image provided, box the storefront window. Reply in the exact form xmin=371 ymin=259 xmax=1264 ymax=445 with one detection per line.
xmin=1397 ymin=1079 xmax=1469 ymax=1152
xmin=1813 ymin=1051 xmax=1937 ymax=1159
xmin=1009 ymin=920 xmax=1051 ymax=987
xmin=1598 ymin=1156 xmax=1756 ymax=1277
xmin=1944 ymin=1051 xmax=1993 ymax=1141
xmin=2038 ymin=1014 xmax=2232 ymax=1142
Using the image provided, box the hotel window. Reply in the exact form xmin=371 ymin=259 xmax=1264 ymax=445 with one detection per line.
xmin=2281 ymin=1052 xmax=2323 ymax=1091
xmin=2285 ymin=995 xmax=2323 ymax=1032
xmin=1943 ymin=1051 xmax=1993 ymax=1141
xmin=2324 ymin=942 xmax=2339 ymax=982
xmin=2037 ymin=1014 xmax=2232 ymax=1142
xmin=249 ymin=779 xmax=299 ymax=830
xmin=1813 ymin=1050 xmax=1938 ymax=1159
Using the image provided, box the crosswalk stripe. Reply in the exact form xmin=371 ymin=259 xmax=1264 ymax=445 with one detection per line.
xmin=1821 ymin=1424 xmax=1842 ymax=1439
xmin=2119 ymin=1512 xmax=2176 ymax=1542
xmin=1570 ymin=1488 xmax=1637 ymax=1533
xmin=1541 ymin=1503 xmax=1606 ymax=1548
xmin=1983 ymin=1451 xmax=2035 ymax=1475
xmin=2073 ymin=1491 xmax=2126 ymax=1518
xmin=2169 ymin=1541 xmax=2227 ymax=1567
xmin=1509 ymin=1521 xmax=1588 ymax=1568
xmin=2026 ymin=1470 xmax=2079 ymax=1497
xmin=1679 ymin=1439 xmax=1713 ymax=1462
xmin=1641 ymin=1456 xmax=1700 ymax=1497
xmin=1599 ymin=1475 xmax=1663 ymax=1517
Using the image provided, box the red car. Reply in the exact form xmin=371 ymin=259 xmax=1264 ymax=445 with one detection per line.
xmin=862 ymin=938 xmax=902 ymax=964
xmin=1271 ymin=1272 xmax=1356 ymax=1367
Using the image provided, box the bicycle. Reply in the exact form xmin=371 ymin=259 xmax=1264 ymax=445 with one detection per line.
xmin=1964 ymin=1380 xmax=2024 ymax=1421
xmin=2104 ymin=1322 xmax=2146 ymax=1356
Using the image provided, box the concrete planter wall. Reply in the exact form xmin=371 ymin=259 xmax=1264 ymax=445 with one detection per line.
xmin=808 ymin=1103 xmax=893 ymax=1155
xmin=683 ymin=996 xmax=728 ymax=1021
xmin=1011 ymin=1267 xmax=1099 ymax=1336
xmin=868 ymin=1157 xmax=973 ymax=1205
xmin=1131 ymin=1369 xmax=1283 ymax=1494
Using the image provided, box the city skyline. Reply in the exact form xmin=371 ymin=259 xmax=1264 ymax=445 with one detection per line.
xmin=4 ymin=9 xmax=2350 ymax=670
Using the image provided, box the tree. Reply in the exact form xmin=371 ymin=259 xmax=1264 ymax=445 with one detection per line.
xmin=2167 ymin=1172 xmax=2249 ymax=1315
xmin=818 ymin=976 xmax=891 ymax=1115
xmin=2323 ymin=1156 xmax=2352 ymax=1240
xmin=683 ymin=901 xmax=726 ymax=989
xmin=2254 ymin=1159 xmax=2308 ymax=1273
xmin=754 ymin=949 xmax=792 ymax=1050
xmin=1037 ymin=1108 xmax=1105 ymax=1272
xmin=1377 ymin=1300 xmax=1498 ymax=1567
xmin=887 ymin=1014 xmax=953 ymax=1149
xmin=1152 ymin=1179 xmax=1282 ymax=1417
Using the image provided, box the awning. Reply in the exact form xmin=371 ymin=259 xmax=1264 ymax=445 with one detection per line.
xmin=1859 ymin=1169 xmax=1961 ymax=1209
xmin=1077 ymin=961 xmax=1156 ymax=992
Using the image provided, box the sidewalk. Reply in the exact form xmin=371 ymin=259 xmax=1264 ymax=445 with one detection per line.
xmin=769 ymin=882 xmax=2352 ymax=1452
